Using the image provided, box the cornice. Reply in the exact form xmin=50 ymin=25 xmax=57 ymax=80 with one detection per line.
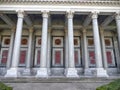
xmin=0 ymin=0 xmax=120 ymax=6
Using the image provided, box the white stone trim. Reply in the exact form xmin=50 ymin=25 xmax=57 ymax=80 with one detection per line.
xmin=2 ymin=36 xmax=10 ymax=47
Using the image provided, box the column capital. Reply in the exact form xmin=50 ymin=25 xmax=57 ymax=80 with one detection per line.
xmin=91 ymin=11 xmax=99 ymax=19
xmin=115 ymin=12 xmax=120 ymax=20
xmin=16 ymin=10 xmax=24 ymax=18
xmin=100 ymin=29 xmax=104 ymax=34
xmin=42 ymin=10 xmax=49 ymax=18
xmin=29 ymin=28 xmax=34 ymax=33
xmin=67 ymin=11 xmax=74 ymax=19
xmin=48 ymin=27 xmax=52 ymax=33
xmin=83 ymin=28 xmax=87 ymax=33
xmin=11 ymin=27 xmax=16 ymax=32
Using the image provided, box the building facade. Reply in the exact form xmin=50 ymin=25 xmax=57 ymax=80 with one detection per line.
xmin=0 ymin=0 xmax=120 ymax=77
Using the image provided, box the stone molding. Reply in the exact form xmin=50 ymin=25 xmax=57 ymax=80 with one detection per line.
xmin=0 ymin=0 xmax=120 ymax=6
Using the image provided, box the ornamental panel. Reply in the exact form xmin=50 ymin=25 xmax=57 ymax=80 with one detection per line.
xmin=74 ymin=37 xmax=80 ymax=47
xmin=88 ymin=50 xmax=96 ymax=67
xmin=19 ymin=48 xmax=27 ymax=66
xmin=36 ymin=37 xmax=41 ymax=47
xmin=0 ymin=48 xmax=8 ymax=66
xmin=105 ymin=38 xmax=112 ymax=47
xmin=106 ymin=50 xmax=115 ymax=67
xmin=52 ymin=48 xmax=63 ymax=67
xmin=53 ymin=37 xmax=63 ymax=47
xmin=88 ymin=38 xmax=94 ymax=46
xmin=21 ymin=37 xmax=28 ymax=47
xmin=2 ymin=37 xmax=10 ymax=47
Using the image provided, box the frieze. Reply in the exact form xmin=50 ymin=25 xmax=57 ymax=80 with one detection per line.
xmin=0 ymin=0 xmax=120 ymax=6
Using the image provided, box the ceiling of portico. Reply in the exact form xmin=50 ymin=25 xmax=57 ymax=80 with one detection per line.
xmin=0 ymin=12 xmax=117 ymax=32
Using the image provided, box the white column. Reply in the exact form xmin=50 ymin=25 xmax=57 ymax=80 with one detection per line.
xmin=47 ymin=28 xmax=51 ymax=75
xmin=6 ymin=28 xmax=15 ymax=68
xmin=83 ymin=29 xmax=91 ymax=76
xmin=5 ymin=11 xmax=24 ymax=77
xmin=100 ymin=29 xmax=108 ymax=69
xmin=66 ymin=11 xmax=79 ymax=77
xmin=92 ymin=12 xmax=108 ymax=77
xmin=116 ymin=13 xmax=120 ymax=52
xmin=36 ymin=11 xmax=49 ymax=77
xmin=23 ymin=28 xmax=33 ymax=76
xmin=0 ymin=32 xmax=2 ymax=59
xmin=65 ymin=29 xmax=69 ymax=75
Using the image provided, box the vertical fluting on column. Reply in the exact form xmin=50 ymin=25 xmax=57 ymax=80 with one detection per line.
xmin=91 ymin=12 xmax=108 ymax=77
xmin=66 ymin=11 xmax=79 ymax=77
xmin=7 ymin=28 xmax=15 ymax=68
xmin=36 ymin=11 xmax=49 ymax=77
xmin=22 ymin=28 xmax=34 ymax=76
xmin=100 ymin=28 xmax=108 ymax=69
xmin=5 ymin=10 xmax=24 ymax=77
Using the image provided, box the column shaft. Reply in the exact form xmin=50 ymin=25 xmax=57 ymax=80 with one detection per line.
xmin=7 ymin=29 xmax=15 ymax=68
xmin=68 ymin=13 xmax=75 ymax=68
xmin=91 ymin=12 xmax=108 ymax=77
xmin=66 ymin=11 xmax=78 ymax=77
xmin=65 ymin=31 xmax=68 ymax=68
xmin=116 ymin=13 xmax=120 ymax=51
xmin=36 ymin=11 xmax=49 ymax=77
xmin=5 ymin=11 xmax=24 ymax=77
xmin=26 ymin=29 xmax=33 ymax=68
xmin=92 ymin=13 xmax=103 ymax=68
xmin=100 ymin=30 xmax=108 ymax=69
xmin=40 ymin=12 xmax=48 ymax=68
xmin=83 ymin=29 xmax=89 ymax=69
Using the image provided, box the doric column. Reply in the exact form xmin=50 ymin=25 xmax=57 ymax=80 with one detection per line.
xmin=115 ymin=12 xmax=120 ymax=52
xmin=83 ymin=29 xmax=91 ymax=76
xmin=36 ymin=11 xmax=49 ymax=77
xmin=92 ymin=12 xmax=108 ymax=77
xmin=66 ymin=11 xmax=79 ymax=77
xmin=100 ymin=29 xmax=108 ymax=69
xmin=5 ymin=11 xmax=24 ymax=77
xmin=6 ymin=28 xmax=15 ymax=68
xmin=23 ymin=28 xmax=33 ymax=76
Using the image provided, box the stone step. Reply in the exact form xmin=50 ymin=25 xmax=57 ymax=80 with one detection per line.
xmin=1 ymin=77 xmax=120 ymax=90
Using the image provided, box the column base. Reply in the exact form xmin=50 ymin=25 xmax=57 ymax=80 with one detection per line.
xmin=36 ymin=68 xmax=48 ymax=78
xmin=22 ymin=68 xmax=31 ymax=76
xmin=95 ymin=68 xmax=109 ymax=77
xmin=5 ymin=68 xmax=18 ymax=77
xmin=84 ymin=68 xmax=92 ymax=76
xmin=66 ymin=68 xmax=79 ymax=78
